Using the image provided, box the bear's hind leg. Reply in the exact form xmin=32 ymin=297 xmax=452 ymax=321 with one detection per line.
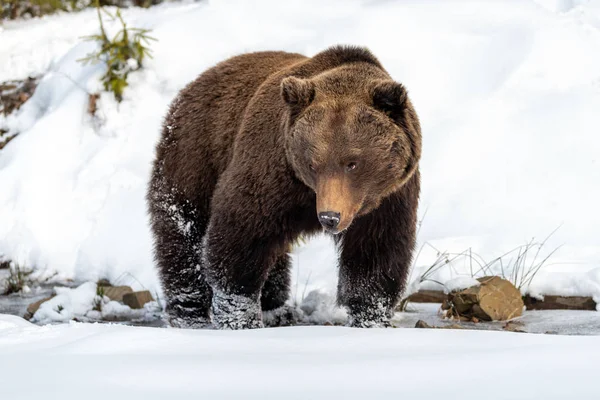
xmin=148 ymin=176 xmax=213 ymax=328
xmin=261 ymin=253 xmax=291 ymax=312
xmin=261 ymin=253 xmax=301 ymax=327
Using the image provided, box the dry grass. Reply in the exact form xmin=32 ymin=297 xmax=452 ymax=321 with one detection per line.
xmin=2 ymin=263 xmax=34 ymax=295
xmin=399 ymin=227 xmax=562 ymax=311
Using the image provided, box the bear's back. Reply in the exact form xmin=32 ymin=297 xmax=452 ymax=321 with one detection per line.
xmin=156 ymin=51 xmax=306 ymax=198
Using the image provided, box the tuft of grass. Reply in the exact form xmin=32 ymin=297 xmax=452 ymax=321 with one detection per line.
xmin=481 ymin=226 xmax=562 ymax=291
xmin=78 ymin=0 xmax=156 ymax=102
xmin=399 ymin=227 xmax=562 ymax=311
xmin=2 ymin=263 xmax=34 ymax=295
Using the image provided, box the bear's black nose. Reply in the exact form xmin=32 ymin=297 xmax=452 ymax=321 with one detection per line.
xmin=318 ymin=211 xmax=340 ymax=230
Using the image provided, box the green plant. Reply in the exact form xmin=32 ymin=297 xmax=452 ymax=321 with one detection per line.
xmin=79 ymin=0 xmax=155 ymax=101
xmin=2 ymin=263 xmax=34 ymax=295
xmin=93 ymin=284 xmax=105 ymax=312
xmin=56 ymin=304 xmax=64 ymax=313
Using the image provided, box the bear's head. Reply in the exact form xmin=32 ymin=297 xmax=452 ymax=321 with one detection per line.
xmin=281 ymin=64 xmax=421 ymax=234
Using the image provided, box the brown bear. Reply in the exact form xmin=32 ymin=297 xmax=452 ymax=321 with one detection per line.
xmin=147 ymin=45 xmax=422 ymax=329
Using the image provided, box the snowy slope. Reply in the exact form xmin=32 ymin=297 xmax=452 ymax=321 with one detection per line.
xmin=0 ymin=313 xmax=598 ymax=399
xmin=0 ymin=0 xmax=600 ymax=301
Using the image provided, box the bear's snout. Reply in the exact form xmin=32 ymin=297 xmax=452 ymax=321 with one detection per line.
xmin=316 ymin=175 xmax=362 ymax=233
xmin=318 ymin=211 xmax=341 ymax=231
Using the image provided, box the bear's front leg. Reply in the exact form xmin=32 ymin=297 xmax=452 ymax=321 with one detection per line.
xmin=336 ymin=190 xmax=417 ymax=328
xmin=203 ymin=224 xmax=270 ymax=329
xmin=203 ymin=183 xmax=286 ymax=330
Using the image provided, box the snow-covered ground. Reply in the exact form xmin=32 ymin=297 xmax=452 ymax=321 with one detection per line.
xmin=1 ymin=2 xmax=600 ymax=396
xmin=1 ymin=1 xmax=600 ymax=311
xmin=0 ymin=313 xmax=598 ymax=399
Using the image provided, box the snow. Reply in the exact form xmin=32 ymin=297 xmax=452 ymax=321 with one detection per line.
xmin=1 ymin=0 xmax=600 ymax=320
xmin=0 ymin=313 xmax=598 ymax=399
xmin=29 ymin=281 xmax=162 ymax=324
xmin=442 ymin=276 xmax=481 ymax=293
xmin=395 ymin=302 xmax=600 ymax=335
xmin=297 ymin=290 xmax=348 ymax=325
xmin=32 ymin=281 xmax=98 ymax=323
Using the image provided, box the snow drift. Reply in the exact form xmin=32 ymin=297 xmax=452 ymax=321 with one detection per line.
xmin=0 ymin=313 xmax=598 ymax=399
xmin=0 ymin=0 xmax=599 ymax=302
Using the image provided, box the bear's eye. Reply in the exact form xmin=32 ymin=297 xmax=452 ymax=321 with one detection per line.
xmin=346 ymin=162 xmax=358 ymax=172
xmin=309 ymin=164 xmax=316 ymax=172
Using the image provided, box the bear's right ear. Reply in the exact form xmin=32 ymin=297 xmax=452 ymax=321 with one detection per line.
xmin=281 ymin=77 xmax=315 ymax=107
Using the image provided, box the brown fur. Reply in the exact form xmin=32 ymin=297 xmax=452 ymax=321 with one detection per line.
xmin=147 ymin=45 xmax=422 ymax=329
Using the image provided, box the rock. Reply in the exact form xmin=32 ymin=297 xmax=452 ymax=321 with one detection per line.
xmin=447 ymin=276 xmax=524 ymax=321
xmin=523 ymin=295 xmax=596 ymax=311
xmin=415 ymin=320 xmax=432 ymax=328
xmin=406 ymin=290 xmax=447 ymax=304
xmin=122 ymin=290 xmax=154 ymax=309
xmin=0 ymin=260 xmax=10 ymax=269
xmin=24 ymin=296 xmax=54 ymax=320
xmin=441 ymin=298 xmax=451 ymax=310
xmin=503 ymin=321 xmax=526 ymax=333
xmin=97 ymin=278 xmax=112 ymax=287
xmin=414 ymin=319 xmax=464 ymax=330
xmin=101 ymin=285 xmax=133 ymax=302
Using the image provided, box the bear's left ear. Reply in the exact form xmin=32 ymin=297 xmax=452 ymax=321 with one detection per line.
xmin=371 ymin=81 xmax=408 ymax=122
xmin=281 ymin=77 xmax=315 ymax=108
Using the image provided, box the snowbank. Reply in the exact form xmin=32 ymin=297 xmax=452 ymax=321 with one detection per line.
xmin=0 ymin=313 xmax=598 ymax=399
xmin=33 ymin=281 xmax=98 ymax=323
xmin=1 ymin=0 xmax=599 ymax=305
xmin=30 ymin=281 xmax=162 ymax=324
